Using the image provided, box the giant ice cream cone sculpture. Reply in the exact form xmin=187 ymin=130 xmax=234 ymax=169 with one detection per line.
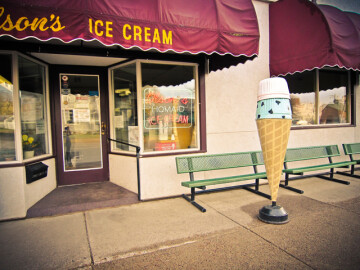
xmin=256 ymin=77 xmax=292 ymax=224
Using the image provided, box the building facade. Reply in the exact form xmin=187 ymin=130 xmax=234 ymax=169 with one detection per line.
xmin=0 ymin=0 xmax=359 ymax=221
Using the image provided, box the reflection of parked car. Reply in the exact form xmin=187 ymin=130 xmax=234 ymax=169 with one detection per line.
xmin=4 ymin=116 xmax=15 ymax=129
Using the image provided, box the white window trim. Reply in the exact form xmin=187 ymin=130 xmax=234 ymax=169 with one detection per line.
xmin=109 ymin=59 xmax=200 ymax=155
xmin=0 ymin=50 xmax=53 ymax=163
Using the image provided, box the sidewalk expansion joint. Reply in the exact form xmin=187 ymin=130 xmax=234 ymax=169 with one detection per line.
xmin=83 ymin=212 xmax=95 ymax=266
xmin=94 ymin=240 xmax=197 ymax=265
xmin=202 ymin=200 xmax=316 ymax=270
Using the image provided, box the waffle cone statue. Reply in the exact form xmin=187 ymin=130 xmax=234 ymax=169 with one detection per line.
xmin=256 ymin=77 xmax=292 ymax=224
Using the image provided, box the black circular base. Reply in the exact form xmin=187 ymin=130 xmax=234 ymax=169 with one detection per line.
xmin=258 ymin=204 xmax=289 ymax=224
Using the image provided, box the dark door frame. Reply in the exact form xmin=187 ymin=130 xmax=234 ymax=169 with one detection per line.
xmin=50 ymin=65 xmax=109 ymax=186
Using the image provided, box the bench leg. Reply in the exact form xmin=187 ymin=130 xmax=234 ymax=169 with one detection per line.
xmin=182 ymin=188 xmax=206 ymax=212
xmin=279 ymin=183 xmax=304 ymax=194
xmin=337 ymin=171 xmax=360 ymax=179
xmin=243 ymin=182 xmax=271 ymax=199
xmin=337 ymin=166 xmax=360 ymax=179
xmin=316 ymin=175 xmax=350 ymax=185
xmin=279 ymin=174 xmax=304 ymax=194
xmin=315 ymin=168 xmax=350 ymax=185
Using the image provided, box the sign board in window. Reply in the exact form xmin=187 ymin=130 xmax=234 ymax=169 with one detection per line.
xmin=143 ymin=87 xmax=193 ymax=130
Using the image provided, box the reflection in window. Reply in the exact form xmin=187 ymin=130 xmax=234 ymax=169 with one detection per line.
xmin=19 ymin=56 xmax=49 ymax=159
xmin=112 ymin=63 xmax=138 ymax=152
xmin=142 ymin=63 xmax=197 ymax=152
xmin=60 ymin=75 xmax=102 ymax=170
xmin=111 ymin=61 xmax=199 ymax=154
xmin=286 ymin=71 xmax=316 ymax=126
xmin=319 ymin=70 xmax=348 ymax=124
xmin=283 ymin=69 xmax=351 ymax=126
xmin=0 ymin=54 xmax=16 ymax=161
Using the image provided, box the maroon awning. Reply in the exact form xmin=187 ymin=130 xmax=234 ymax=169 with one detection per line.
xmin=270 ymin=0 xmax=360 ymax=76
xmin=0 ymin=0 xmax=259 ymax=70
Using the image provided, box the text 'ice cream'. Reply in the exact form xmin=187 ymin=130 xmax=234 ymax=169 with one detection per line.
xmin=256 ymin=77 xmax=292 ymax=203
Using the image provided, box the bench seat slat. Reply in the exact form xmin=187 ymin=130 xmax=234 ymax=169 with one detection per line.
xmin=284 ymin=161 xmax=356 ymax=174
xmin=181 ymin=172 xmax=267 ymax=188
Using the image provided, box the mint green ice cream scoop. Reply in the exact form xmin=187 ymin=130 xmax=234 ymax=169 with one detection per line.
xmin=256 ymin=98 xmax=292 ymax=119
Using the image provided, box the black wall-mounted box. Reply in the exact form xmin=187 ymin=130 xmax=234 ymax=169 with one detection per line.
xmin=26 ymin=162 xmax=48 ymax=184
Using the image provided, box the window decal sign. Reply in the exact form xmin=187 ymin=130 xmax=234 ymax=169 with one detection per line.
xmin=143 ymin=87 xmax=193 ymax=130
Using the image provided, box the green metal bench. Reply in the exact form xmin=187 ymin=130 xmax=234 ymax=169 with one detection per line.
xmin=176 ymin=151 xmax=270 ymax=212
xmin=280 ymin=145 xmax=356 ymax=194
xmin=337 ymin=143 xmax=360 ymax=179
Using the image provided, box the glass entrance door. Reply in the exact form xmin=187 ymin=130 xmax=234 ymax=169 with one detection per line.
xmin=53 ymin=68 xmax=109 ymax=185
xmin=61 ymin=74 xmax=102 ymax=170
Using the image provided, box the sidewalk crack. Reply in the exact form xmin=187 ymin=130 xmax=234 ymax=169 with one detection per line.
xmin=83 ymin=212 xmax=95 ymax=267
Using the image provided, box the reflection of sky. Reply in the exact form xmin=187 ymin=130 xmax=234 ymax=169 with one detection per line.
xmin=319 ymin=87 xmax=345 ymax=103
xmin=157 ymin=79 xmax=195 ymax=98
xmin=291 ymin=87 xmax=345 ymax=104
xmin=290 ymin=92 xmax=315 ymax=103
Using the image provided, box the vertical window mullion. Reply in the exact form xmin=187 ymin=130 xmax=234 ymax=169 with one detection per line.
xmin=44 ymin=66 xmax=51 ymax=155
xmin=194 ymin=66 xmax=200 ymax=148
xmin=315 ymin=69 xmax=320 ymax=124
xmin=108 ymin=68 xmax=115 ymax=151
xmin=137 ymin=60 xmax=144 ymax=154
xmin=347 ymin=71 xmax=351 ymax=124
xmin=12 ymin=53 xmax=23 ymax=161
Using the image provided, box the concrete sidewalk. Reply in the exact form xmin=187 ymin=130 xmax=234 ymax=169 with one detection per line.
xmin=1 ymin=174 xmax=360 ymax=269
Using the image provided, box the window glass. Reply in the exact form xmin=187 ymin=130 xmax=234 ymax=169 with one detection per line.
xmin=60 ymin=75 xmax=102 ymax=170
xmin=19 ymin=56 xmax=49 ymax=159
xmin=284 ymin=69 xmax=351 ymax=126
xmin=319 ymin=70 xmax=348 ymax=124
xmin=142 ymin=63 xmax=197 ymax=152
xmin=112 ymin=63 xmax=138 ymax=152
xmin=285 ymin=71 xmax=316 ymax=126
xmin=0 ymin=54 xmax=16 ymax=161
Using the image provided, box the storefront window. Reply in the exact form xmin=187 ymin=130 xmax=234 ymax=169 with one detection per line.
xmin=19 ymin=56 xmax=49 ymax=159
xmin=319 ymin=70 xmax=348 ymax=124
xmin=111 ymin=63 xmax=138 ymax=152
xmin=110 ymin=60 xmax=199 ymax=154
xmin=283 ymin=69 xmax=351 ymax=126
xmin=142 ymin=63 xmax=197 ymax=152
xmin=0 ymin=54 xmax=15 ymax=161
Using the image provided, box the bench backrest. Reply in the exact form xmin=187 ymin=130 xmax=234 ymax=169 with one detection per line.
xmin=343 ymin=143 xmax=360 ymax=155
xmin=176 ymin=151 xmax=264 ymax=174
xmin=284 ymin=145 xmax=340 ymax=163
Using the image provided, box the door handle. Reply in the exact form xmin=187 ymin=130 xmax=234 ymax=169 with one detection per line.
xmin=101 ymin=122 xmax=106 ymax=135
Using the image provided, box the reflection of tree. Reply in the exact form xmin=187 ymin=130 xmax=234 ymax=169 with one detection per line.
xmin=320 ymin=102 xmax=346 ymax=124
xmin=290 ymin=96 xmax=315 ymax=125
xmin=0 ymin=100 xmax=13 ymax=117
xmin=319 ymin=87 xmax=346 ymax=124
xmin=320 ymin=105 xmax=339 ymax=124
xmin=0 ymin=86 xmax=14 ymax=120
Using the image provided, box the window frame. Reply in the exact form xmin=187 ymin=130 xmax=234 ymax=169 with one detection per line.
xmin=283 ymin=67 xmax=355 ymax=129
xmin=0 ymin=50 xmax=52 ymax=164
xmin=109 ymin=59 xmax=200 ymax=155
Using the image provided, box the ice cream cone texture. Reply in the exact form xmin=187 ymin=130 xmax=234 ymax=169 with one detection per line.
xmin=256 ymin=77 xmax=292 ymax=202
xmin=257 ymin=118 xmax=291 ymax=201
